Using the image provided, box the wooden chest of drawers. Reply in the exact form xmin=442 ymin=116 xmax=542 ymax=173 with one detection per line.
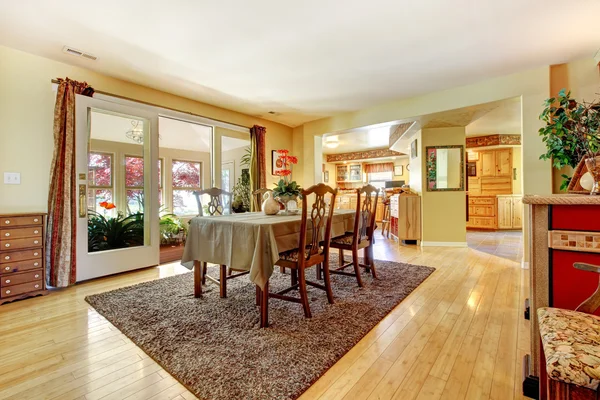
xmin=0 ymin=213 xmax=47 ymax=304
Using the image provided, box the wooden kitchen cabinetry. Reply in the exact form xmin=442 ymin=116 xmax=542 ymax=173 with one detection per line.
xmin=467 ymin=196 xmax=497 ymax=229
xmin=469 ymin=148 xmax=513 ymax=196
xmin=481 ymin=148 xmax=511 ymax=177
xmin=390 ymin=194 xmax=420 ymax=242
xmin=336 ymin=163 xmax=362 ymax=183
xmin=497 ymin=195 xmax=523 ymax=229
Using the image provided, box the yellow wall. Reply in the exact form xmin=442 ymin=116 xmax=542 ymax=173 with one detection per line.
xmin=0 ymin=45 xmax=293 ymax=213
xmin=392 ymin=157 xmax=410 ymax=183
xmin=419 ymin=127 xmax=467 ymax=245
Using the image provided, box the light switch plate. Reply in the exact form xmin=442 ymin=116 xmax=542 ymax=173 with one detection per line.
xmin=4 ymin=172 xmax=21 ymax=185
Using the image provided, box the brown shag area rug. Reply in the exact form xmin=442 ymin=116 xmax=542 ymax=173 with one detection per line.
xmin=85 ymin=256 xmax=434 ymax=400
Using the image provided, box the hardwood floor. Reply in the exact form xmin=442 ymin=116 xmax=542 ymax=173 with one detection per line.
xmin=0 ymin=231 xmax=530 ymax=400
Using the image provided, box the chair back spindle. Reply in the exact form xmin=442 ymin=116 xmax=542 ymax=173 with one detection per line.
xmin=299 ymin=184 xmax=338 ymax=261
xmin=353 ymin=185 xmax=379 ymax=246
xmin=193 ymin=187 xmax=232 ymax=216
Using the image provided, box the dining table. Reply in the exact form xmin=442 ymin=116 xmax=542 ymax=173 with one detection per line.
xmin=181 ymin=209 xmax=356 ymax=326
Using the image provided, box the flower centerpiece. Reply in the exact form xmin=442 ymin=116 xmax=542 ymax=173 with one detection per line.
xmin=539 ymin=89 xmax=600 ymax=194
xmin=272 ymin=149 xmax=302 ymax=214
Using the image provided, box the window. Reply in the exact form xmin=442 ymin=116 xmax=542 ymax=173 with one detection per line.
xmin=172 ymin=160 xmax=202 ymax=215
xmin=124 ymin=156 xmax=163 ymax=214
xmin=368 ymin=171 xmax=393 ymax=190
xmin=88 ymin=152 xmax=113 ymax=214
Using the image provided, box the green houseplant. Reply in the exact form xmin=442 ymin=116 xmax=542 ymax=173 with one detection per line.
xmin=539 ymin=89 xmax=600 ymax=191
xmin=88 ymin=210 xmax=144 ymax=252
xmin=272 ymin=149 xmax=302 ymax=214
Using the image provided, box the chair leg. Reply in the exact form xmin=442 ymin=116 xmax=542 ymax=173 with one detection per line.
xmin=255 ymin=285 xmax=261 ymax=306
xmin=193 ymin=260 xmax=202 ymax=297
xmin=316 ymin=263 xmax=323 ymax=280
xmin=323 ymin=258 xmax=334 ymax=304
xmin=297 ymin=266 xmax=312 ymax=318
xmin=364 ymin=248 xmax=371 ymax=273
xmin=227 ymin=267 xmax=233 ymax=277
xmin=219 ymin=265 xmax=227 ymax=298
xmin=260 ymin=281 xmax=269 ymax=328
xmin=352 ymin=247 xmax=364 ymax=287
xmin=201 ymin=262 xmax=207 ymax=285
xmin=291 ymin=268 xmax=298 ymax=287
xmin=339 ymin=248 xmax=344 ymax=267
xmin=368 ymin=245 xmax=377 ymax=279
xmin=280 ymin=266 xmax=286 ymax=274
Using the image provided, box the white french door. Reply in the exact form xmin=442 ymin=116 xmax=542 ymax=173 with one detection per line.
xmin=75 ymin=95 xmax=159 ymax=281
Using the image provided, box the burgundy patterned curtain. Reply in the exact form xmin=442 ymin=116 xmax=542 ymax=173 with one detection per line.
xmin=364 ymin=162 xmax=394 ymax=174
xmin=249 ymin=125 xmax=266 ymax=211
xmin=46 ymin=78 xmax=94 ymax=287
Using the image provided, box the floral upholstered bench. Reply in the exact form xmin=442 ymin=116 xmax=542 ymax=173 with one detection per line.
xmin=538 ymin=307 xmax=600 ymax=399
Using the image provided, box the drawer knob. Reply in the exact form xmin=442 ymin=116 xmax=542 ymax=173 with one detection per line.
xmin=33 ymin=252 xmax=38 ymax=256
xmin=5 ymin=279 xmax=10 ymax=284
xmin=5 ymin=244 xmax=9 ymax=248
xmin=33 ymin=219 xmax=39 ymax=223
xmin=34 ymin=274 xmax=39 ymax=278
xmin=5 ymin=290 xmax=10 ymax=295
xmin=34 ymin=284 xmax=40 ymax=289
xmin=4 ymin=233 xmax=9 ymax=237
xmin=4 ymin=256 xmax=9 ymax=260
xmin=33 ymin=262 xmax=39 ymax=266
xmin=34 ymin=230 xmax=39 ymax=234
xmin=4 ymin=220 xmax=10 ymax=225
xmin=4 ymin=266 xmax=10 ymax=271
xmin=34 ymin=240 xmax=39 ymax=244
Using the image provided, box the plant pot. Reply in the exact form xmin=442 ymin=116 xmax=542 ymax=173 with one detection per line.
xmin=277 ymin=194 xmax=299 ymax=215
xmin=585 ymin=156 xmax=600 ymax=195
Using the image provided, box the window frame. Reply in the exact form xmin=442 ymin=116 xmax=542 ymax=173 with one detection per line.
xmin=171 ymin=159 xmax=203 ymax=216
xmin=367 ymin=170 xmax=393 ymax=189
xmin=123 ymin=154 xmax=164 ymax=214
xmin=87 ymin=151 xmax=115 ymax=213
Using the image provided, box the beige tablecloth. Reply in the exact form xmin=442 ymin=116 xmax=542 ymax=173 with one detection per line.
xmin=181 ymin=210 xmax=355 ymax=289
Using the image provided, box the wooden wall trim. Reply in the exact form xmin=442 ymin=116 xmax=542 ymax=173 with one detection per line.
xmin=326 ymin=148 xmax=405 ymax=163
xmin=466 ymin=134 xmax=521 ymax=149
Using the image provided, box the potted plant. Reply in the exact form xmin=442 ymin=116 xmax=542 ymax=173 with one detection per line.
xmin=272 ymin=149 xmax=302 ymax=214
xmin=539 ymin=89 xmax=600 ymax=193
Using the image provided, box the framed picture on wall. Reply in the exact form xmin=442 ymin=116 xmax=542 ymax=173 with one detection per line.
xmin=411 ymin=139 xmax=418 ymax=159
xmin=272 ymin=150 xmax=284 ymax=175
xmin=394 ymin=165 xmax=403 ymax=176
xmin=324 ymin=170 xmax=329 ymax=183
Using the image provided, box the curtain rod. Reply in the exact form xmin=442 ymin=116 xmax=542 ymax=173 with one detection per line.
xmin=50 ymin=79 xmax=251 ymax=130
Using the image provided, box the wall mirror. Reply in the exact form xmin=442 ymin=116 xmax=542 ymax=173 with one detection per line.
xmin=425 ymin=145 xmax=465 ymax=191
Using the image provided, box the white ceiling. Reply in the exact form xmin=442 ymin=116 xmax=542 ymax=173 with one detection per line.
xmin=2 ymin=1 xmax=599 ymax=127
xmin=323 ymin=127 xmax=391 ymax=154
xmin=465 ymin=98 xmax=521 ymax=136
xmin=91 ymin=113 xmax=248 ymax=152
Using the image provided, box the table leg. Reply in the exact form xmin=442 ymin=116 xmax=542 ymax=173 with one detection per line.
xmin=219 ymin=265 xmax=227 ymax=298
xmin=255 ymin=285 xmax=261 ymax=306
xmin=193 ymin=260 xmax=202 ymax=297
xmin=260 ymin=281 xmax=269 ymax=328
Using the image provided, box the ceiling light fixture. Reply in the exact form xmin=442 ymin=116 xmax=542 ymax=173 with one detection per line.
xmin=324 ymin=136 xmax=340 ymax=149
xmin=125 ymin=120 xmax=144 ymax=144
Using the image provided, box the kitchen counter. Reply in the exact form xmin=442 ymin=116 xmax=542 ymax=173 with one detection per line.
xmin=523 ymin=194 xmax=600 ymax=205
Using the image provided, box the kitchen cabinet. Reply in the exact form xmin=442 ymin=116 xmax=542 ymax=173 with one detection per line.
xmin=467 ymin=196 xmax=497 ymax=229
xmin=375 ymin=202 xmax=384 ymax=222
xmin=389 ymin=194 xmax=420 ymax=241
xmin=336 ymin=163 xmax=362 ymax=182
xmin=497 ymin=195 xmax=522 ymax=229
xmin=480 ymin=149 xmax=512 ymax=178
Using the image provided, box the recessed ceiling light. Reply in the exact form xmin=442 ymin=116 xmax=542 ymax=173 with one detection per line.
xmin=324 ymin=135 xmax=339 ymax=148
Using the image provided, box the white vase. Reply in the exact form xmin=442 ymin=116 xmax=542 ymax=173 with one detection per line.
xmin=262 ymin=192 xmax=280 ymax=215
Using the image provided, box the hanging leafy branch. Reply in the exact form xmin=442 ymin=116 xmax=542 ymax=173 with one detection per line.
xmin=539 ymin=89 xmax=600 ymax=190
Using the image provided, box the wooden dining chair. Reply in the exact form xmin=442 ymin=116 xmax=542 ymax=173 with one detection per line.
xmin=192 ymin=187 xmax=245 ymax=298
xmin=381 ymin=199 xmax=391 ymax=238
xmin=252 ymin=188 xmax=273 ymax=212
xmin=193 ymin=187 xmax=232 ymax=216
xmin=259 ymin=183 xmax=338 ymax=322
xmin=329 ymin=185 xmax=379 ymax=287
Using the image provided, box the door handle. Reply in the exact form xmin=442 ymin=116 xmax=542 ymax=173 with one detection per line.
xmin=79 ymin=184 xmax=87 ymax=218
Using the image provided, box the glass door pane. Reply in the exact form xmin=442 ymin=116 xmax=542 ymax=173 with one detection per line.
xmin=221 ymin=135 xmax=251 ymax=213
xmin=88 ymin=110 xmax=149 ymax=252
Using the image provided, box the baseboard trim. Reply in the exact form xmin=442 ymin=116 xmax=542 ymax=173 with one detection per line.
xmin=420 ymin=241 xmax=468 ymax=248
